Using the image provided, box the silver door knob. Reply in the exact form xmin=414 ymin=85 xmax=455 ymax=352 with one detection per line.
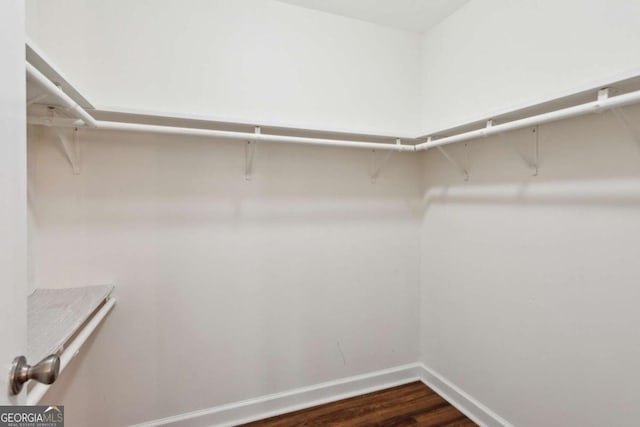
xmin=10 ymin=354 xmax=60 ymax=395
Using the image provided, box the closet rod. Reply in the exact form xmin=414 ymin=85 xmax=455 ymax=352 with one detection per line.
xmin=100 ymin=121 xmax=416 ymax=151
xmin=26 ymin=62 xmax=98 ymax=128
xmin=26 ymin=62 xmax=413 ymax=152
xmin=416 ymin=88 xmax=640 ymax=151
xmin=28 ymin=117 xmax=415 ymax=151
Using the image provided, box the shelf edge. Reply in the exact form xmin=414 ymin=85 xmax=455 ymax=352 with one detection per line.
xmin=27 ymin=297 xmax=116 ymax=405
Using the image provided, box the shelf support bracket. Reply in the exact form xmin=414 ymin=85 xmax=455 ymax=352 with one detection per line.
xmin=497 ymin=126 xmax=539 ymax=176
xmin=434 ymin=138 xmax=469 ymax=181
xmin=245 ymin=126 xmax=260 ymax=181
xmin=597 ymin=87 xmax=609 ymax=107
xmin=369 ymin=138 xmax=399 ymax=183
xmin=612 ymin=107 xmax=640 ymax=147
xmin=531 ymin=126 xmax=539 ymax=176
xmin=515 ymin=126 xmax=539 ymax=176
xmin=53 ymin=127 xmax=81 ymax=175
xmin=484 ymin=119 xmax=493 ymax=136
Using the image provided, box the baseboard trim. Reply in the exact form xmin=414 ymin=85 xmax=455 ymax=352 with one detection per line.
xmin=418 ymin=363 xmax=512 ymax=427
xmin=131 ymin=362 xmax=511 ymax=427
xmin=131 ymin=363 xmax=423 ymax=427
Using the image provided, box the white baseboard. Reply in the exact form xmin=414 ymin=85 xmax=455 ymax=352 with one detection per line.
xmin=418 ymin=363 xmax=512 ymax=427
xmin=130 ymin=363 xmax=423 ymax=427
xmin=131 ymin=362 xmax=510 ymax=427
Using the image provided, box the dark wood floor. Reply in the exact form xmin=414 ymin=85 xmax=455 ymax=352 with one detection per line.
xmin=240 ymin=381 xmax=476 ymax=426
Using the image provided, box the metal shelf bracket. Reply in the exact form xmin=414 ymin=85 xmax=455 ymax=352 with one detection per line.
xmin=530 ymin=126 xmax=539 ymax=176
xmin=245 ymin=126 xmax=260 ymax=181
xmin=53 ymin=127 xmax=81 ymax=175
xmin=497 ymin=125 xmax=539 ymax=176
xmin=612 ymin=107 xmax=640 ymax=147
xmin=598 ymin=87 xmax=610 ymax=103
xmin=434 ymin=138 xmax=469 ymax=181
xmin=369 ymin=138 xmax=400 ymax=183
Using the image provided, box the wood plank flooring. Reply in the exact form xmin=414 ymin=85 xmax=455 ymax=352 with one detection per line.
xmin=240 ymin=382 xmax=476 ymax=426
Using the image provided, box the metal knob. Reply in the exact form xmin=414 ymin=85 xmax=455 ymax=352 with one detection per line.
xmin=10 ymin=354 xmax=60 ymax=395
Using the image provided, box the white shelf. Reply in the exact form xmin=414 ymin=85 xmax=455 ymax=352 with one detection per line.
xmin=27 ymin=285 xmax=115 ymax=404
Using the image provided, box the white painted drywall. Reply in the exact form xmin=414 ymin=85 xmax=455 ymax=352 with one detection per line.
xmin=25 ymin=0 xmax=421 ymax=136
xmin=28 ymin=128 xmax=422 ymax=426
xmin=420 ymin=104 xmax=640 ymax=426
xmin=0 ymin=0 xmax=27 ymax=405
xmin=419 ymin=0 xmax=640 ymax=134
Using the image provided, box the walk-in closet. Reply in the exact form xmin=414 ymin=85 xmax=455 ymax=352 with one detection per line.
xmin=2 ymin=1 xmax=640 ymax=426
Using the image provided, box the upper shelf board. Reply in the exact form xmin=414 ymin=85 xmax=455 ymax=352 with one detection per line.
xmin=26 ymin=41 xmax=93 ymax=110
xmin=25 ymin=41 xmax=640 ymax=145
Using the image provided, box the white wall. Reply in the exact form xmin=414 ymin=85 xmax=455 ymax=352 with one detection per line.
xmin=419 ymin=0 xmax=640 ymax=133
xmin=420 ymin=104 xmax=640 ymax=426
xmin=28 ymin=129 xmax=422 ymax=426
xmin=25 ymin=0 xmax=421 ymax=136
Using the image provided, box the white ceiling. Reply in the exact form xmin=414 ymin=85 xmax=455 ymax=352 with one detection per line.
xmin=278 ymin=0 xmax=470 ymax=33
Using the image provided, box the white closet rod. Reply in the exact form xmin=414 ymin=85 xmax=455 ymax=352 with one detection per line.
xmin=30 ymin=117 xmax=415 ymax=151
xmin=98 ymin=121 xmax=417 ymax=151
xmin=26 ymin=62 xmax=414 ymax=152
xmin=416 ymin=89 xmax=640 ymax=151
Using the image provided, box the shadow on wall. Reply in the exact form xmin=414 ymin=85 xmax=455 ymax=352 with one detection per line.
xmin=421 ymin=103 xmax=640 ymax=211
xmin=27 ymin=125 xmax=424 ymax=226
